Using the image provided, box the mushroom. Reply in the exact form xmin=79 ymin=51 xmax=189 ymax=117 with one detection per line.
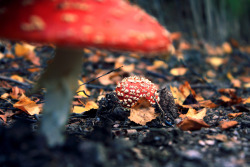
xmin=115 ymin=76 xmax=159 ymax=108
xmin=0 ymin=0 xmax=172 ymax=146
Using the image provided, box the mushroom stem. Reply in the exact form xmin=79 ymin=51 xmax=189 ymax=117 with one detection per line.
xmin=39 ymin=47 xmax=83 ymax=146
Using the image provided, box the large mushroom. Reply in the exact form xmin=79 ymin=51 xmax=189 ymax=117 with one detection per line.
xmin=0 ymin=0 xmax=172 ymax=146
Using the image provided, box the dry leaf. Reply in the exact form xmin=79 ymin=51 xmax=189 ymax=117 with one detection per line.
xmin=128 ymin=98 xmax=159 ymax=125
xmin=10 ymin=75 xmax=25 ymax=82
xmin=206 ymin=134 xmax=228 ymax=142
xmin=228 ymin=113 xmax=242 ymax=119
xmin=72 ymin=101 xmax=98 ymax=114
xmin=170 ymin=85 xmax=186 ymax=105
xmin=243 ymin=97 xmax=250 ymax=104
xmin=0 ymin=110 xmax=14 ymax=123
xmin=206 ymin=57 xmax=226 ymax=68
xmin=77 ymin=80 xmax=90 ymax=98
xmin=170 ymin=67 xmax=187 ymax=76
xmin=170 ymin=32 xmax=182 ymax=41
xmin=222 ymin=42 xmax=232 ymax=54
xmin=1 ymin=93 xmax=9 ymax=99
xmin=15 ymin=43 xmax=30 ymax=57
xmin=153 ymin=60 xmax=168 ymax=69
xmin=9 ymin=86 xmax=25 ymax=99
xmin=177 ymin=117 xmax=210 ymax=131
xmin=219 ymin=120 xmax=238 ymax=130
xmin=13 ymin=94 xmax=41 ymax=115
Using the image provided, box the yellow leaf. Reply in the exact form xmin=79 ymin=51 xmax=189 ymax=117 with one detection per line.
xmin=128 ymin=98 xmax=159 ymax=125
xmin=153 ymin=60 xmax=168 ymax=69
xmin=206 ymin=57 xmax=225 ymax=67
xmin=72 ymin=101 xmax=98 ymax=114
xmin=170 ymin=85 xmax=186 ymax=105
xmin=170 ymin=67 xmax=187 ymax=76
xmin=13 ymin=94 xmax=41 ymax=115
xmin=77 ymin=80 xmax=90 ymax=97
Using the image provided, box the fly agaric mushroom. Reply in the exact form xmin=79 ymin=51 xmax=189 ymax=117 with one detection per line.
xmin=0 ymin=0 xmax=172 ymax=146
xmin=115 ymin=76 xmax=159 ymax=108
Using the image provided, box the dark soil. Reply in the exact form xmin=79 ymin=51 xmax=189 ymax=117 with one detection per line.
xmin=0 ymin=41 xmax=249 ymax=167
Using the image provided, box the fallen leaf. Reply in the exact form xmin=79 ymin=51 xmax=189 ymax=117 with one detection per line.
xmin=243 ymin=97 xmax=250 ymax=104
xmin=219 ymin=120 xmax=238 ymax=130
xmin=170 ymin=32 xmax=182 ymax=41
xmin=15 ymin=43 xmax=30 ymax=57
xmin=228 ymin=113 xmax=242 ymax=119
xmin=9 ymin=86 xmax=25 ymax=99
xmin=72 ymin=101 xmax=98 ymax=114
xmin=0 ymin=110 xmax=14 ymax=123
xmin=170 ymin=85 xmax=186 ymax=105
xmin=218 ymin=88 xmax=236 ymax=94
xmin=206 ymin=57 xmax=226 ymax=68
xmin=222 ymin=42 xmax=232 ymax=54
xmin=77 ymin=80 xmax=90 ymax=98
xmin=10 ymin=75 xmax=25 ymax=82
xmin=206 ymin=134 xmax=228 ymax=142
xmin=13 ymin=94 xmax=41 ymax=115
xmin=170 ymin=67 xmax=187 ymax=76
xmin=128 ymin=98 xmax=159 ymax=125
xmin=1 ymin=93 xmax=9 ymax=99
xmin=177 ymin=117 xmax=210 ymax=131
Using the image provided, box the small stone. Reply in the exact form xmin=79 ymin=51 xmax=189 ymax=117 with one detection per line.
xmin=205 ymin=140 xmax=215 ymax=146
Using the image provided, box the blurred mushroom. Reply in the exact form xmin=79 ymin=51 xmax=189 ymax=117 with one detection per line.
xmin=0 ymin=0 xmax=172 ymax=146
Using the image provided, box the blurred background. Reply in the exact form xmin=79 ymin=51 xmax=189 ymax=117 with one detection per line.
xmin=132 ymin=0 xmax=250 ymax=45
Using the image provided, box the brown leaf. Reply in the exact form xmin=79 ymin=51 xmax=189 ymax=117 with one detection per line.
xmin=0 ymin=110 xmax=14 ymax=123
xmin=206 ymin=134 xmax=228 ymax=142
xmin=228 ymin=113 xmax=242 ymax=119
xmin=177 ymin=117 xmax=210 ymax=131
xmin=9 ymin=86 xmax=25 ymax=99
xmin=128 ymin=98 xmax=159 ymax=125
xmin=219 ymin=120 xmax=238 ymax=130
xmin=13 ymin=94 xmax=41 ymax=115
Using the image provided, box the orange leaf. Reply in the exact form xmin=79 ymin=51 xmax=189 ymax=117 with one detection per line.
xmin=9 ymin=86 xmax=25 ymax=99
xmin=228 ymin=113 xmax=242 ymax=119
xmin=13 ymin=94 xmax=41 ymax=115
xmin=1 ymin=93 xmax=9 ymax=99
xmin=219 ymin=120 xmax=238 ymax=130
xmin=10 ymin=75 xmax=25 ymax=82
xmin=0 ymin=110 xmax=14 ymax=123
xmin=177 ymin=117 xmax=210 ymax=131
xmin=128 ymin=98 xmax=159 ymax=125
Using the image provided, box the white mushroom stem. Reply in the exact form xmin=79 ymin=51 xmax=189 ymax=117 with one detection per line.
xmin=38 ymin=47 xmax=83 ymax=146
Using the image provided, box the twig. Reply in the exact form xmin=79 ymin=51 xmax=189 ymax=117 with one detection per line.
xmin=0 ymin=75 xmax=31 ymax=87
xmin=77 ymin=66 xmax=123 ymax=97
xmin=80 ymin=66 xmax=123 ymax=86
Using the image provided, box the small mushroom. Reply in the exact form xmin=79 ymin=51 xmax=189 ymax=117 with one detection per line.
xmin=115 ymin=76 xmax=159 ymax=108
xmin=0 ymin=0 xmax=172 ymax=146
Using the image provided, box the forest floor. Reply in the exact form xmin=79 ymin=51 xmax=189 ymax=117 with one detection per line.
xmin=0 ymin=38 xmax=249 ymax=167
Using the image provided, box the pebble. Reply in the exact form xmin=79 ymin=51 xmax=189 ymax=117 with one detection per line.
xmin=205 ymin=140 xmax=215 ymax=146
xmin=182 ymin=150 xmax=203 ymax=160
xmin=198 ymin=140 xmax=206 ymax=146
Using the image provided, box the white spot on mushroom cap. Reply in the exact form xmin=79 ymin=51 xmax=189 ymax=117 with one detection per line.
xmin=21 ymin=15 xmax=45 ymax=31
xmin=61 ymin=13 xmax=78 ymax=23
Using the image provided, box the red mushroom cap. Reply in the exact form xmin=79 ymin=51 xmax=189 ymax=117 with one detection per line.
xmin=0 ymin=0 xmax=172 ymax=53
xmin=115 ymin=76 xmax=159 ymax=108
